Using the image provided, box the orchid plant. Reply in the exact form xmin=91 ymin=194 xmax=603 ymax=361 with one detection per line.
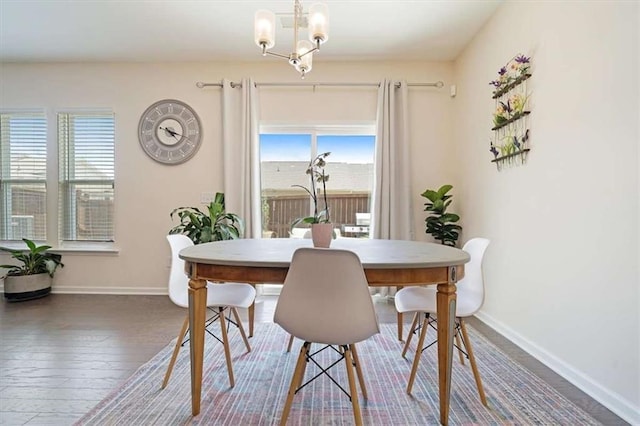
xmin=291 ymin=152 xmax=331 ymax=227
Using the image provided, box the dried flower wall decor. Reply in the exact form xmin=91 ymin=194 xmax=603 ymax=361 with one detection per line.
xmin=489 ymin=54 xmax=532 ymax=170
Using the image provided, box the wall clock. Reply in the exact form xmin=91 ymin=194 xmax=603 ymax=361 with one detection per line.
xmin=138 ymin=99 xmax=202 ymax=165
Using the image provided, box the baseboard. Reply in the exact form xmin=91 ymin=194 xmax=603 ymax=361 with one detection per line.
xmin=475 ymin=311 xmax=640 ymax=425
xmin=0 ymin=285 xmax=167 ymax=296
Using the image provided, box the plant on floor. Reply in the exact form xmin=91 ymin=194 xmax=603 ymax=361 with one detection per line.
xmin=0 ymin=238 xmax=64 ymax=277
xmin=169 ymin=192 xmax=244 ymax=244
xmin=421 ymin=184 xmax=462 ymax=247
xmin=1 ymin=238 xmax=64 ymax=301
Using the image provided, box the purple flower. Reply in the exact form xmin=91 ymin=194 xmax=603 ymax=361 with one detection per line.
xmin=515 ymin=55 xmax=530 ymax=64
xmin=500 ymin=100 xmax=512 ymax=114
xmin=490 ymin=144 xmax=499 ymax=158
xmin=498 ymin=67 xmax=507 ymax=76
xmin=489 ymin=80 xmax=501 ymax=87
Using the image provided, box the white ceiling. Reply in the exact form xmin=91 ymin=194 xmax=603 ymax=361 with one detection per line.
xmin=0 ymin=0 xmax=503 ymax=63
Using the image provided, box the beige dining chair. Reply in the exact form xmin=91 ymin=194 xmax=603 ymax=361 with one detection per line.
xmin=394 ymin=237 xmax=491 ymax=405
xmin=162 ymin=234 xmax=256 ymax=389
xmin=274 ymin=247 xmax=380 ymax=425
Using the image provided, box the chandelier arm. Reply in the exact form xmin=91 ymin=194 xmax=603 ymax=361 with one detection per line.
xmin=298 ymin=46 xmax=319 ymax=59
xmin=264 ymin=51 xmax=292 ymax=60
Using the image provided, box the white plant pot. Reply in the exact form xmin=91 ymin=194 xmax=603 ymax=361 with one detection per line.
xmin=3 ymin=273 xmax=52 ymax=302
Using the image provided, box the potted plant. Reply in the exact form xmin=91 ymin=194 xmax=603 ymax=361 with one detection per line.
xmin=169 ymin=192 xmax=244 ymax=244
xmin=291 ymin=152 xmax=333 ymax=247
xmin=1 ymin=238 xmax=64 ymax=302
xmin=421 ymin=184 xmax=462 ymax=247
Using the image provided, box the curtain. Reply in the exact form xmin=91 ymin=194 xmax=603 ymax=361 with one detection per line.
xmin=222 ymin=78 xmax=261 ymax=239
xmin=371 ymin=79 xmax=413 ymax=297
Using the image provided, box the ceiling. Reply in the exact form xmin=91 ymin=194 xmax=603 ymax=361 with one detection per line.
xmin=0 ymin=0 xmax=503 ymax=64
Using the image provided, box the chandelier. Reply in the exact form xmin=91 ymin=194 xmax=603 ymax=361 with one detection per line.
xmin=254 ymin=0 xmax=329 ymax=79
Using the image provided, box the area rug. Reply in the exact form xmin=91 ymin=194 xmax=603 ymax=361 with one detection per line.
xmin=76 ymin=323 xmax=600 ymax=425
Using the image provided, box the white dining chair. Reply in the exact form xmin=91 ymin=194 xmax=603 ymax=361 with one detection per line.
xmin=162 ymin=234 xmax=256 ymax=389
xmin=394 ymin=237 xmax=490 ymax=405
xmin=274 ymin=247 xmax=380 ymax=425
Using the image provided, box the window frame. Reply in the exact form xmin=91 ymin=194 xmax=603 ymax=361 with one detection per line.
xmin=258 ymin=122 xmax=376 ymax=231
xmin=0 ymin=109 xmax=48 ymax=242
xmin=0 ymin=108 xmax=118 ymax=252
xmin=57 ymin=110 xmax=116 ymax=244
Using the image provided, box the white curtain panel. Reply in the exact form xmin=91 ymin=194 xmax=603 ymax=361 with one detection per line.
xmin=222 ymin=78 xmax=262 ymax=239
xmin=371 ymin=79 xmax=413 ymax=297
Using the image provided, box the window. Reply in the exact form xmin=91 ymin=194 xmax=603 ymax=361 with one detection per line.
xmin=0 ymin=111 xmax=47 ymax=241
xmin=58 ymin=112 xmax=115 ymax=242
xmin=259 ymin=126 xmax=375 ymax=238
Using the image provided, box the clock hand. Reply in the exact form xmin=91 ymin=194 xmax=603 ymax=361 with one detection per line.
xmin=159 ymin=126 xmax=183 ymax=139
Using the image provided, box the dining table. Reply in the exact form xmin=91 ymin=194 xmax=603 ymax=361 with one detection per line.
xmin=179 ymin=238 xmax=469 ymax=425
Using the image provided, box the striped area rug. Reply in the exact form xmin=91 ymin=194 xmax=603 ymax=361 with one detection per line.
xmin=76 ymin=323 xmax=600 ymax=425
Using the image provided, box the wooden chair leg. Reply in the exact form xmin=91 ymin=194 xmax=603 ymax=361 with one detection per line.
xmin=161 ymin=315 xmax=189 ymax=389
xmin=218 ymin=307 xmax=235 ymax=387
xmin=407 ymin=315 xmax=429 ymax=394
xmin=455 ymin=327 xmax=465 ymax=365
xmin=460 ymin=319 xmax=487 ymax=406
xmin=402 ymin=312 xmax=420 ymax=358
xmin=343 ymin=345 xmax=363 ymax=426
xmin=280 ymin=342 xmax=310 ymax=426
xmin=350 ymin=343 xmax=368 ymax=399
xmin=286 ymin=334 xmax=295 ymax=352
xmin=231 ymin=307 xmax=251 ymax=353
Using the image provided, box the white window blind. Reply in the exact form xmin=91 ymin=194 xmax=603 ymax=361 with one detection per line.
xmin=58 ymin=112 xmax=115 ymax=242
xmin=0 ymin=112 xmax=47 ymax=241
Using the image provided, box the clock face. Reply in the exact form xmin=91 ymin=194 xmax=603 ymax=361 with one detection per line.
xmin=138 ymin=99 xmax=202 ymax=165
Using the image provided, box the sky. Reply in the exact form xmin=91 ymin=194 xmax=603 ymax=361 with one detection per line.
xmin=260 ymin=134 xmax=375 ymax=164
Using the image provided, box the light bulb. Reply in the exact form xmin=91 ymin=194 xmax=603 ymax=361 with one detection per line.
xmin=254 ymin=10 xmax=276 ymax=50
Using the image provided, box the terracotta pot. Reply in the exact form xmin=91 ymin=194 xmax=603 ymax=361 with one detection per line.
xmin=311 ymin=223 xmax=333 ymax=248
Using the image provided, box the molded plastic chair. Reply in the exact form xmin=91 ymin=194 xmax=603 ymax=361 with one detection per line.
xmin=274 ymin=248 xmax=380 ymax=425
xmin=162 ymin=234 xmax=256 ymax=389
xmin=394 ymin=237 xmax=490 ymax=405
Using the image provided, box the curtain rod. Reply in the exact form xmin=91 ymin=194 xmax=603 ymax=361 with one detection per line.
xmin=195 ymin=81 xmax=444 ymax=89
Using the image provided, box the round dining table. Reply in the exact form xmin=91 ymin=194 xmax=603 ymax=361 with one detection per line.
xmin=180 ymin=238 xmax=469 ymax=425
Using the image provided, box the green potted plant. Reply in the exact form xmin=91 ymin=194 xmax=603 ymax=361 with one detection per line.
xmin=169 ymin=192 xmax=244 ymax=244
xmin=1 ymin=238 xmax=64 ymax=301
xmin=421 ymin=184 xmax=462 ymax=247
xmin=291 ymin=152 xmax=333 ymax=247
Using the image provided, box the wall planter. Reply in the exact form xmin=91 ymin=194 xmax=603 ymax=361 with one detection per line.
xmin=489 ymin=54 xmax=532 ymax=171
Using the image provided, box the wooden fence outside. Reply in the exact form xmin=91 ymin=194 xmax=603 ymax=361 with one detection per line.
xmin=262 ymin=193 xmax=371 ymax=238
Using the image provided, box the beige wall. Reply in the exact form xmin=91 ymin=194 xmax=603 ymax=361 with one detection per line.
xmin=452 ymin=1 xmax=639 ymax=422
xmin=0 ymin=60 xmax=454 ymax=292
xmin=2 ymin=2 xmax=637 ymax=421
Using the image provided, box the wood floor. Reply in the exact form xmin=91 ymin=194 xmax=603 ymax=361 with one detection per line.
xmin=0 ymin=293 xmax=627 ymax=425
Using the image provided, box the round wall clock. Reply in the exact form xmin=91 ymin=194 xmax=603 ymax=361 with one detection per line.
xmin=138 ymin=99 xmax=202 ymax=165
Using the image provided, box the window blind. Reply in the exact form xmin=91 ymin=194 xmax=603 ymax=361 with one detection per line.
xmin=0 ymin=112 xmax=47 ymax=240
xmin=58 ymin=112 xmax=115 ymax=242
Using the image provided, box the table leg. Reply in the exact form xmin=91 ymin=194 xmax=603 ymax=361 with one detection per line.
xmin=188 ymin=278 xmax=207 ymax=416
xmin=436 ymin=282 xmax=456 ymax=426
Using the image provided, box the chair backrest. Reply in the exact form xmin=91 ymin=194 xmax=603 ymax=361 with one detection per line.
xmin=166 ymin=234 xmax=194 ymax=308
xmin=274 ymin=248 xmax=380 ymax=345
xmin=456 ymin=237 xmax=491 ymax=316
